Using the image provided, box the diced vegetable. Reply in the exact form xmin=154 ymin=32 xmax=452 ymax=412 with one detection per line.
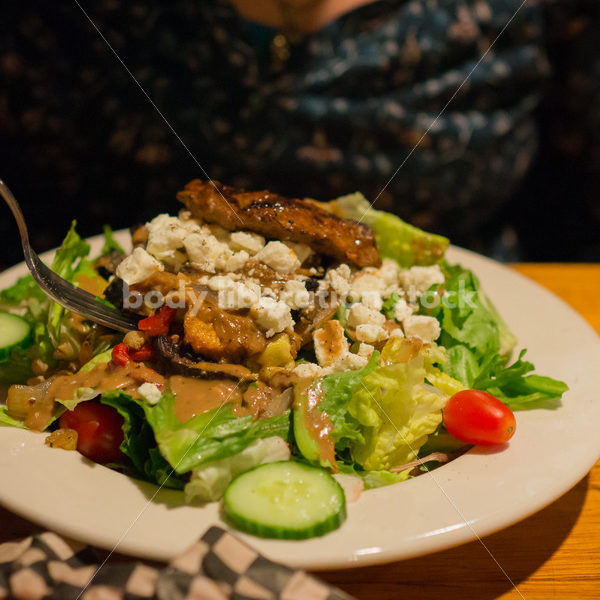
xmin=138 ymin=306 xmax=176 ymax=337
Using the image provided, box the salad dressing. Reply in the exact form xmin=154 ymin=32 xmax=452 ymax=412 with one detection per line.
xmin=46 ymin=361 xmax=165 ymax=405
xmin=300 ymin=380 xmax=337 ymax=470
xmin=170 ymin=375 xmax=242 ymax=422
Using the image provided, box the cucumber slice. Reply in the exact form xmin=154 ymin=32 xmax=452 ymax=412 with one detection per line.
xmin=223 ymin=461 xmax=346 ymax=539
xmin=0 ymin=312 xmax=33 ymax=362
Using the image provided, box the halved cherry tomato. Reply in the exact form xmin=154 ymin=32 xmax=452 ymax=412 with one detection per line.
xmin=443 ymin=389 xmax=516 ymax=446
xmin=59 ymin=402 xmax=125 ymax=464
xmin=138 ymin=306 xmax=176 ymax=337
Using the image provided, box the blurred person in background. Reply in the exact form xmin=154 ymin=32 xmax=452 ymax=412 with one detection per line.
xmin=0 ymin=0 xmax=598 ymax=268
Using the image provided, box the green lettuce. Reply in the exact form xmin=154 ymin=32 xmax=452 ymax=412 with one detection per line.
xmin=101 ymin=225 xmax=125 ymax=256
xmin=140 ymin=390 xmax=290 ymax=474
xmin=420 ymin=263 xmax=568 ymax=408
xmin=184 ymin=436 xmax=290 ymax=502
xmin=0 ymin=406 xmax=28 ymax=429
xmin=99 ymin=391 xmax=184 ymax=489
xmin=0 ymin=222 xmax=114 ymax=385
xmin=333 ymin=192 xmax=449 ymax=267
xmin=347 ymin=348 xmax=448 ymax=470
xmin=318 ymin=353 xmax=380 ymax=453
xmin=472 ymin=349 xmax=569 ymax=409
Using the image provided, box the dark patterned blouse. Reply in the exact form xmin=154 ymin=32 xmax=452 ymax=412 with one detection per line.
xmin=0 ymin=0 xmax=598 ymax=266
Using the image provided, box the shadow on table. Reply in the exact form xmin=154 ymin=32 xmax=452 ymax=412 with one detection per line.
xmin=317 ymin=474 xmax=590 ymax=600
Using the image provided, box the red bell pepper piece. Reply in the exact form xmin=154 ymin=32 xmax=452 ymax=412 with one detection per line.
xmin=137 ymin=306 xmax=176 ymax=337
xmin=130 ymin=344 xmax=154 ymax=362
xmin=112 ymin=343 xmax=131 ymax=366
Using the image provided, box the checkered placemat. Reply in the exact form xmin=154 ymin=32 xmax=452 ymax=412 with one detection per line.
xmin=0 ymin=527 xmax=355 ymax=599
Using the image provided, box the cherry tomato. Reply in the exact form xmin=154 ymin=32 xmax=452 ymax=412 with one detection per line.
xmin=59 ymin=402 xmax=125 ymax=464
xmin=138 ymin=306 xmax=176 ymax=337
xmin=443 ymin=389 xmax=516 ymax=446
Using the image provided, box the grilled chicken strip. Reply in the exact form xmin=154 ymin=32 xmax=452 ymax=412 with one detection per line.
xmin=177 ymin=180 xmax=381 ymax=268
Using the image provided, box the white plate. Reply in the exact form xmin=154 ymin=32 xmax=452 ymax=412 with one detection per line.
xmin=1 ymin=232 xmax=599 ymax=570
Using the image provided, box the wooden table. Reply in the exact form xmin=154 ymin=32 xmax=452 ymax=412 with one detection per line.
xmin=1 ymin=264 xmax=599 ymax=599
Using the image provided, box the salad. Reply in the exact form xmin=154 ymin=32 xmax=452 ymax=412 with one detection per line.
xmin=0 ymin=180 xmax=568 ymax=540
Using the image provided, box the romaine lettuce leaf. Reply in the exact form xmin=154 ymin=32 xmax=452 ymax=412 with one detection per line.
xmin=99 ymin=391 xmax=184 ymax=489
xmin=347 ymin=352 xmax=448 ymax=470
xmin=140 ymin=390 xmax=290 ymax=474
xmin=184 ymin=436 xmax=290 ymax=502
xmin=0 ymin=406 xmax=28 ymax=429
xmin=333 ymin=192 xmax=449 ymax=267
xmin=318 ymin=353 xmax=379 ymax=451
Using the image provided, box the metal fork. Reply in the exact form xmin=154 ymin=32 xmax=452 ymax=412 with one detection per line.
xmin=0 ymin=179 xmax=139 ymax=332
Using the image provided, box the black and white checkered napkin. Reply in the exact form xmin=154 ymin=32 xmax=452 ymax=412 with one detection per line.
xmin=0 ymin=527 xmax=355 ymax=600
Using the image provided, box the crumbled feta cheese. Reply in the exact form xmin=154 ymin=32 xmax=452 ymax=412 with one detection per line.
xmin=357 ymin=343 xmax=375 ymax=358
xmin=347 ymin=303 xmax=386 ymax=328
xmin=220 ymin=282 xmax=260 ymax=310
xmin=280 ymin=280 xmax=310 ymax=310
xmin=251 ymin=297 xmax=294 ymax=337
xmin=399 ymin=265 xmax=445 ymax=297
xmin=183 ymin=230 xmax=231 ymax=273
xmin=403 ymin=315 xmax=441 ymax=343
xmin=145 ymin=214 xmax=190 ymax=262
xmin=393 ymin=297 xmax=414 ymax=322
xmin=207 ymin=275 xmax=260 ymax=310
xmin=229 ymin=231 xmax=265 ymax=255
xmin=361 ymin=290 xmax=383 ymax=311
xmin=293 ymin=362 xmax=326 ymax=379
xmin=324 ymin=264 xmax=352 ymax=298
xmin=355 ymin=323 xmax=388 ymax=343
xmin=116 ymin=247 xmax=163 ymax=285
xmin=379 ymin=258 xmax=400 ymax=287
xmin=284 ymin=242 xmax=313 ymax=264
xmin=330 ymin=351 xmax=369 ymax=372
xmin=349 ymin=272 xmax=386 ymax=301
xmin=389 ymin=328 xmax=405 ymax=338
xmin=224 ymin=251 xmax=249 ymax=272
xmin=137 ymin=382 xmax=162 ymax=405
xmin=313 ymin=320 xmax=349 ymax=367
xmin=207 ymin=275 xmax=232 ymax=292
xmin=255 ymin=241 xmax=300 ymax=274
xmin=179 ymin=215 xmax=203 ymax=235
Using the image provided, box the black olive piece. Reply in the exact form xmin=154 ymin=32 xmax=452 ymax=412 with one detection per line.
xmin=304 ymin=277 xmax=320 ymax=292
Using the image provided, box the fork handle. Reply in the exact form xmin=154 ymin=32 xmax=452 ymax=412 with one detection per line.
xmin=0 ymin=179 xmax=36 ymax=274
